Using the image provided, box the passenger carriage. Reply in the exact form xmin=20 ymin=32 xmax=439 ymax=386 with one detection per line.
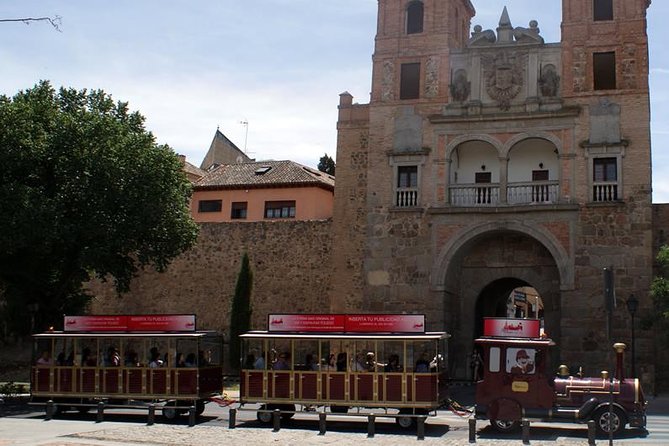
xmin=30 ymin=314 xmax=223 ymax=419
xmin=238 ymin=314 xmax=449 ymax=428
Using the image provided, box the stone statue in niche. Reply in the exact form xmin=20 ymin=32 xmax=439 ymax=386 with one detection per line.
xmin=468 ymin=24 xmax=496 ymax=46
xmin=449 ymin=69 xmax=470 ymax=103
xmin=539 ymin=64 xmax=560 ymax=97
xmin=482 ymin=51 xmax=526 ymax=110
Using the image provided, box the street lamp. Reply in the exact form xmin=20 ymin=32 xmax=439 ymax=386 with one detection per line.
xmin=626 ymin=294 xmax=639 ymax=377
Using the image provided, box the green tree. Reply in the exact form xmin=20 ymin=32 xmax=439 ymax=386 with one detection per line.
xmin=317 ymin=153 xmax=336 ymax=176
xmin=229 ymin=252 xmax=253 ymax=371
xmin=648 ymin=244 xmax=669 ymax=342
xmin=0 ymin=81 xmax=199 ymax=336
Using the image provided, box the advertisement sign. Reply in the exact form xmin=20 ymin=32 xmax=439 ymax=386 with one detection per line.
xmin=345 ymin=314 xmax=425 ymax=333
xmin=268 ymin=314 xmax=346 ymax=332
xmin=267 ymin=314 xmax=426 ymax=333
xmin=483 ymin=318 xmax=541 ymax=338
xmin=64 ymin=315 xmax=196 ymax=332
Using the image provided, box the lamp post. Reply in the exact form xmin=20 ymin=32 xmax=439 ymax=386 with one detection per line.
xmin=626 ymin=294 xmax=639 ymax=377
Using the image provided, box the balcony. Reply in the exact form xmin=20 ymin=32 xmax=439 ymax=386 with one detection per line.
xmin=396 ymin=187 xmax=419 ymax=207
xmin=449 ymin=181 xmax=559 ymax=207
xmin=592 ymin=181 xmax=618 ymax=202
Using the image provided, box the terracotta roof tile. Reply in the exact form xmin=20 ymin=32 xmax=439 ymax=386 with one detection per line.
xmin=194 ymin=160 xmax=335 ymax=190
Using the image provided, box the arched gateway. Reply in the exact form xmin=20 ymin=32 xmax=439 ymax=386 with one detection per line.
xmin=432 ymin=224 xmax=567 ymax=379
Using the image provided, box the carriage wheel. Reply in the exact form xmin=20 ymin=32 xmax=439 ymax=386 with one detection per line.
xmin=489 ymin=419 xmax=521 ymax=433
xmin=162 ymin=401 xmax=179 ymax=420
xmin=257 ymin=404 xmax=273 ymax=423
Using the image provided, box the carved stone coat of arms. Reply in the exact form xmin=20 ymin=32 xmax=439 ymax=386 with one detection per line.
xmin=482 ymin=51 xmax=526 ymax=110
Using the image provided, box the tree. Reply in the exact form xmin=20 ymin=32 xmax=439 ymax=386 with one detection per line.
xmin=229 ymin=252 xmax=253 ymax=371
xmin=0 ymin=81 xmax=199 ymax=336
xmin=318 ymin=153 xmax=336 ymax=176
xmin=648 ymin=244 xmax=669 ymax=342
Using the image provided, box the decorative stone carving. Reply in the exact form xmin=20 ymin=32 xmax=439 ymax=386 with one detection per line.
xmin=539 ymin=64 xmax=560 ymax=97
xmin=469 ymin=24 xmax=496 ymax=46
xmin=449 ymin=69 xmax=471 ymax=102
xmin=381 ymin=60 xmax=395 ymax=102
xmin=482 ymin=51 xmax=526 ymax=110
xmin=424 ymin=57 xmax=440 ymax=98
xmin=513 ymin=20 xmax=544 ymax=44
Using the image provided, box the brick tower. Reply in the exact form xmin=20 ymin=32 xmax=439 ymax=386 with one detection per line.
xmin=333 ymin=0 xmax=655 ymax=384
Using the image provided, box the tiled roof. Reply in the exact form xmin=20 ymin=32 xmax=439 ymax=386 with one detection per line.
xmin=183 ymin=161 xmax=206 ymax=178
xmin=194 ymin=160 xmax=335 ymax=191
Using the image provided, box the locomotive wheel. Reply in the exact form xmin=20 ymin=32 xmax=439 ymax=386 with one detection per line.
xmin=593 ymin=406 xmax=626 ymax=437
xmin=490 ymin=419 xmax=521 ymax=433
xmin=257 ymin=404 xmax=273 ymax=423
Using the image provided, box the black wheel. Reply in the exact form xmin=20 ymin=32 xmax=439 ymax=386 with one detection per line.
xmin=330 ymin=405 xmax=349 ymax=414
xmin=592 ymin=406 xmax=626 ymax=437
xmin=490 ymin=419 xmax=521 ymax=433
xmin=163 ymin=401 xmax=179 ymax=420
xmin=257 ymin=404 xmax=273 ymax=423
xmin=396 ymin=415 xmax=415 ymax=429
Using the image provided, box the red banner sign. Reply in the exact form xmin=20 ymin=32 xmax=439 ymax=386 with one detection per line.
xmin=268 ymin=314 xmax=426 ymax=333
xmin=483 ymin=318 xmax=541 ymax=338
xmin=63 ymin=315 xmax=196 ymax=332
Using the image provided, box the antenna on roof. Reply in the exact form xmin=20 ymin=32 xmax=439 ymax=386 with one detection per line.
xmin=239 ymin=119 xmax=249 ymax=153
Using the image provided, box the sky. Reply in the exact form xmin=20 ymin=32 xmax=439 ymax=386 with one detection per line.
xmin=2 ymin=1 xmax=668 ymax=202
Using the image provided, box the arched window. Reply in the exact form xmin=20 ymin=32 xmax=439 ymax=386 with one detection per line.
xmin=407 ymin=1 xmax=424 ymax=34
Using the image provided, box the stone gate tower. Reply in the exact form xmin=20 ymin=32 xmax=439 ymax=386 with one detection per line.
xmin=332 ymin=0 xmax=655 ymax=383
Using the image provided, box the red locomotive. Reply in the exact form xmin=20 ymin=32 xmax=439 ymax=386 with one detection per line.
xmin=474 ymin=317 xmax=647 ymax=436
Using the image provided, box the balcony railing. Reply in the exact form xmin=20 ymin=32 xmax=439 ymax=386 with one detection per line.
xmin=396 ymin=188 xmax=419 ymax=207
xmin=593 ymin=182 xmax=618 ymax=202
xmin=507 ymin=181 xmax=559 ymax=205
xmin=449 ymin=181 xmax=559 ymax=207
xmin=449 ymin=184 xmax=501 ymax=206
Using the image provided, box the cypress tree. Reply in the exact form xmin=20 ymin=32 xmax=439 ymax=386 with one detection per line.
xmin=229 ymin=252 xmax=252 ymax=371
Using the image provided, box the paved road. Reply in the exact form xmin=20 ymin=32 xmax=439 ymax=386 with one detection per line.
xmin=1 ymin=392 xmax=667 ymax=445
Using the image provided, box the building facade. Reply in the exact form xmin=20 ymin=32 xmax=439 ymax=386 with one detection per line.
xmin=331 ymin=0 xmax=654 ymax=380
xmin=191 ymin=160 xmax=335 ymax=223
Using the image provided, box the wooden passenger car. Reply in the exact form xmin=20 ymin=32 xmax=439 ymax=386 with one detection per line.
xmin=30 ymin=315 xmax=223 ymax=419
xmin=238 ymin=314 xmax=449 ymax=428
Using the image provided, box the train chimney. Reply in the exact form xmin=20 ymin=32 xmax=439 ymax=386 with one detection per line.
xmin=613 ymin=342 xmax=626 ymax=381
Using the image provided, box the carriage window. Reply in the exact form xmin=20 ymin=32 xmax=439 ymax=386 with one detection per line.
xmin=352 ymin=340 xmax=378 ymax=372
xmin=243 ymin=339 xmax=267 ymax=369
xmin=411 ymin=340 xmax=436 ymax=372
xmin=201 ymin=337 xmax=221 ymax=366
xmin=124 ymin=339 xmax=141 ymax=367
xmin=54 ymin=337 xmax=74 ymax=366
xmin=294 ymin=339 xmax=319 ymax=371
xmin=489 ymin=347 xmax=501 ymax=373
xmin=378 ymin=340 xmax=404 ymax=373
xmin=35 ymin=339 xmax=54 ymax=366
xmin=176 ymin=338 xmax=198 ymax=368
xmin=268 ymin=339 xmax=292 ymax=370
xmin=506 ymin=347 xmax=536 ymax=374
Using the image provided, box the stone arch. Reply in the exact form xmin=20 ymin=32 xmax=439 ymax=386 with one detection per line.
xmin=501 ymin=131 xmax=563 ymax=158
xmin=445 ymin=134 xmax=503 ymax=160
xmin=432 ymin=220 xmax=573 ymax=291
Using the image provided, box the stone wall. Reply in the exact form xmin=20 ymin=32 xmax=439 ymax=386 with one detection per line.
xmin=89 ymin=221 xmax=333 ymax=334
